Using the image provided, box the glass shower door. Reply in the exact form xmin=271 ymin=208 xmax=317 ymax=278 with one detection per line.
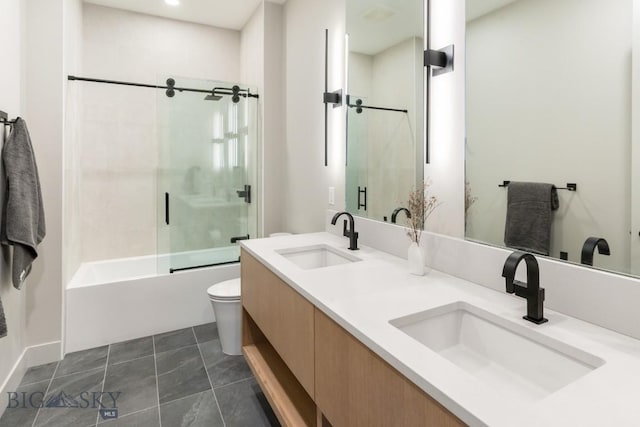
xmin=157 ymin=76 xmax=258 ymax=273
xmin=346 ymin=95 xmax=369 ymax=216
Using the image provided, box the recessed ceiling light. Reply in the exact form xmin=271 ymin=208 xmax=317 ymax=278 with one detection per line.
xmin=165 ymin=0 xmax=180 ymax=6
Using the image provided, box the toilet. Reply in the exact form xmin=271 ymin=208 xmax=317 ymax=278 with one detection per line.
xmin=207 ymin=278 xmax=242 ymax=355
xmin=207 ymin=233 xmax=292 ymax=356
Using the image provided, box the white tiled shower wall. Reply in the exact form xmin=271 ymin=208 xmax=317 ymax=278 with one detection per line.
xmin=76 ymin=4 xmax=243 ymax=262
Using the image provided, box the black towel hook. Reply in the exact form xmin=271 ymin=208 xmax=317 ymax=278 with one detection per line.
xmin=0 ymin=110 xmax=16 ymax=126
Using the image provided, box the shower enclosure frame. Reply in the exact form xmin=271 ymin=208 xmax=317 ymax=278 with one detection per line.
xmin=67 ymin=74 xmax=261 ymax=274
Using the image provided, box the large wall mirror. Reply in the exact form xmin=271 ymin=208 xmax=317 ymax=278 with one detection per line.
xmin=465 ymin=0 xmax=640 ymax=276
xmin=345 ymin=0 xmax=424 ymax=224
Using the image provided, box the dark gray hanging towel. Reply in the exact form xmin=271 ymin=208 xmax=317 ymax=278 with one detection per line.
xmin=1 ymin=117 xmax=46 ymax=289
xmin=0 ymin=297 xmax=6 ymax=338
xmin=504 ymin=182 xmax=558 ymax=256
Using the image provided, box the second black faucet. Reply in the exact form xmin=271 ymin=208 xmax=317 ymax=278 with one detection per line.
xmin=502 ymin=251 xmax=548 ymax=324
xmin=331 ymin=211 xmax=359 ymax=250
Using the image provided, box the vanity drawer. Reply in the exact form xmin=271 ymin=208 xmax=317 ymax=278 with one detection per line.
xmin=315 ymin=309 xmax=465 ymax=427
xmin=241 ymin=249 xmax=315 ymax=398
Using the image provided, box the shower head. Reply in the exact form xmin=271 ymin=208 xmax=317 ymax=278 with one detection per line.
xmin=204 ymin=86 xmax=243 ymax=102
xmin=205 ymin=87 xmax=223 ymax=101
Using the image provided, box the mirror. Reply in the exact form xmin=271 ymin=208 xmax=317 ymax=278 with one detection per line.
xmin=465 ymin=0 xmax=638 ymax=276
xmin=345 ymin=0 xmax=424 ymax=224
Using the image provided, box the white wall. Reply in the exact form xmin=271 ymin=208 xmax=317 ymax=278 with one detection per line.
xmin=78 ymin=4 xmax=242 ymax=262
xmin=1 ymin=0 xmax=83 ymax=415
xmin=631 ymin=0 xmax=640 ymax=275
xmin=0 ymin=0 xmax=28 ymax=411
xmin=24 ymin=0 xmax=66 ymax=356
xmin=62 ymin=0 xmax=83 ymax=288
xmin=241 ymin=3 xmax=263 ymax=242
xmin=465 ymin=0 xmax=631 ymax=271
xmin=263 ymin=1 xmax=286 ymax=236
xmin=283 ymin=0 xmax=345 ymax=233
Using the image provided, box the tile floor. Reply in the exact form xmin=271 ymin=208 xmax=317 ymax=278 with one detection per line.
xmin=0 ymin=323 xmax=280 ymax=427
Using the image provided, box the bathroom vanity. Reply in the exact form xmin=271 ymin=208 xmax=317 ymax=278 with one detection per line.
xmin=241 ymin=248 xmax=461 ymax=426
xmin=240 ymin=233 xmax=640 ymax=427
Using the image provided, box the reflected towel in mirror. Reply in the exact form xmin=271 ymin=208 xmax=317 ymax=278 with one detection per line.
xmin=504 ymin=182 xmax=558 ymax=256
xmin=0 ymin=297 xmax=5 ymax=338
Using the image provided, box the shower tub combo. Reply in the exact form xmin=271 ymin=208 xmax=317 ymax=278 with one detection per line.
xmin=65 ymin=75 xmax=259 ymax=352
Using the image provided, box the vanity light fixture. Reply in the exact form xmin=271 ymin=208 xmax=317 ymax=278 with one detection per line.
xmin=323 ymin=28 xmax=343 ymax=167
xmin=165 ymin=0 xmax=180 ymax=6
xmin=425 ymin=45 xmax=454 ymax=77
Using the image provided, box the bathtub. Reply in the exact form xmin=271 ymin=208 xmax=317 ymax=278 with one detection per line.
xmin=65 ymin=249 xmax=240 ymax=353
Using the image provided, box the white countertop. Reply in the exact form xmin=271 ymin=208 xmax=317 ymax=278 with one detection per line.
xmin=241 ymin=232 xmax=640 ymax=427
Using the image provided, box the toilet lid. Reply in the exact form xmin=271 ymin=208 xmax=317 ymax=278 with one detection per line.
xmin=207 ymin=278 xmax=241 ymax=300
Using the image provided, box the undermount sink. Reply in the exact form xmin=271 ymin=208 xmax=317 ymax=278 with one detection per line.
xmin=390 ymin=302 xmax=604 ymax=403
xmin=276 ymin=244 xmax=361 ymax=270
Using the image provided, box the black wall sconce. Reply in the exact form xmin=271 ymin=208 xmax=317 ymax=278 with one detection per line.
xmin=324 ymin=90 xmax=342 ymax=106
xmin=424 ymin=45 xmax=455 ymax=77
xmin=424 ymin=0 xmax=455 ymax=164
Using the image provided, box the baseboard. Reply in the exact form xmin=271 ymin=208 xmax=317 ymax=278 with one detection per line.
xmin=0 ymin=340 xmax=62 ymax=420
xmin=0 ymin=348 xmax=27 ymax=421
xmin=25 ymin=341 xmax=62 ymax=368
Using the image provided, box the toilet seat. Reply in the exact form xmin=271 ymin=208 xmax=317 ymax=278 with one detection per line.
xmin=207 ymin=278 xmax=241 ymax=301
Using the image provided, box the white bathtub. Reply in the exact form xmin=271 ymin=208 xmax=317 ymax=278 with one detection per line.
xmin=65 ymin=249 xmax=240 ymax=353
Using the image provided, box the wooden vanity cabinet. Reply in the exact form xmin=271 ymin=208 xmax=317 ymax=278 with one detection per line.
xmin=314 ymin=310 xmax=465 ymax=427
xmin=241 ymin=249 xmax=465 ymax=427
xmin=241 ymin=250 xmax=317 ymax=426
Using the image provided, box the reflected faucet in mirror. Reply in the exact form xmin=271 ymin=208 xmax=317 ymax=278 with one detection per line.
xmin=391 ymin=207 xmax=411 ymax=224
xmin=331 ymin=211 xmax=359 ymax=251
xmin=502 ymin=251 xmax=547 ymax=325
xmin=581 ymin=237 xmax=610 ymax=266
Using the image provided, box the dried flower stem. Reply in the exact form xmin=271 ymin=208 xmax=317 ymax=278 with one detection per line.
xmin=465 ymin=181 xmax=477 ymax=214
xmin=405 ymin=179 xmax=440 ymax=245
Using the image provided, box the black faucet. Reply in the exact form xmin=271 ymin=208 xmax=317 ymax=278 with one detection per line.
xmin=331 ymin=211 xmax=359 ymax=250
xmin=581 ymin=237 xmax=610 ymax=266
xmin=502 ymin=251 xmax=548 ymax=324
xmin=391 ymin=207 xmax=411 ymax=224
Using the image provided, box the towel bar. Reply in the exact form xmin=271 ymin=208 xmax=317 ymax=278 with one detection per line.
xmin=498 ymin=181 xmax=577 ymax=191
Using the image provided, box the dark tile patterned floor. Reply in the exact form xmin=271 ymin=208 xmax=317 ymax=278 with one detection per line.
xmin=0 ymin=323 xmax=280 ymax=427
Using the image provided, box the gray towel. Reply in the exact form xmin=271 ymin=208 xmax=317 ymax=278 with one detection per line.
xmin=504 ymin=182 xmax=558 ymax=256
xmin=0 ymin=297 xmax=5 ymax=338
xmin=1 ymin=118 xmax=46 ymax=289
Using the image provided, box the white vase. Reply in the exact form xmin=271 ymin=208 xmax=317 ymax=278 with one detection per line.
xmin=408 ymin=242 xmax=425 ymax=276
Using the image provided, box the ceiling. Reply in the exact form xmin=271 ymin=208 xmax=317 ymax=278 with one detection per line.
xmin=84 ymin=0 xmax=286 ymax=30
xmin=466 ymin=0 xmax=519 ymax=21
xmin=347 ymin=0 xmax=423 ymax=56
